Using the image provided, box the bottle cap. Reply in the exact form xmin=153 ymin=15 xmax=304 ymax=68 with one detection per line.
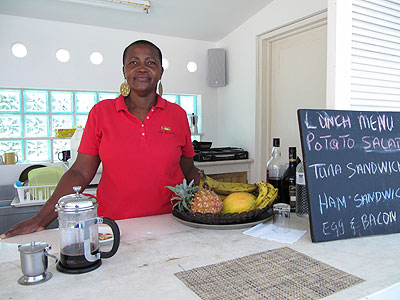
xmin=273 ymin=138 xmax=280 ymax=147
xmin=289 ymin=147 xmax=297 ymax=159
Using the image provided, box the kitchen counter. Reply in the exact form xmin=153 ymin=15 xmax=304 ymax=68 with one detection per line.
xmin=1 ymin=214 xmax=400 ymax=300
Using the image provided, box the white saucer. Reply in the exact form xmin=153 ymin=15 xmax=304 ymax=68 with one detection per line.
xmin=98 ymin=225 xmax=121 ymax=245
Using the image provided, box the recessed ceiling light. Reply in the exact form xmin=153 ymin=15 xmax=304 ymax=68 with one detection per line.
xmin=187 ymin=61 xmax=198 ymax=73
xmin=90 ymin=51 xmax=103 ymax=65
xmin=56 ymin=49 xmax=70 ymax=63
xmin=162 ymin=58 xmax=170 ymax=70
xmin=11 ymin=42 xmax=27 ymax=58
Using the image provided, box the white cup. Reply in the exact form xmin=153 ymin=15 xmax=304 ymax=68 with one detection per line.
xmin=272 ymin=203 xmax=290 ymax=233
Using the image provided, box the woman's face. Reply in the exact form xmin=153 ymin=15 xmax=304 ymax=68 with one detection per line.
xmin=123 ymin=44 xmax=163 ymax=97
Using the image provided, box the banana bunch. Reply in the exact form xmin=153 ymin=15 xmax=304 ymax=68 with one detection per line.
xmin=199 ymin=171 xmax=257 ymax=195
xmin=198 ymin=170 xmax=278 ymax=209
xmin=254 ymin=181 xmax=278 ymax=209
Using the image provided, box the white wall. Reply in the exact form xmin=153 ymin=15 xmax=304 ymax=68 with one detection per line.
xmin=0 ymin=14 xmax=218 ymax=142
xmin=216 ymin=0 xmax=327 ymax=182
xmin=0 ymin=1 xmax=329 ymax=184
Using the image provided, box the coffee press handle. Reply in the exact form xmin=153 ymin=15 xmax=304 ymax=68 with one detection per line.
xmin=100 ymin=217 xmax=120 ymax=259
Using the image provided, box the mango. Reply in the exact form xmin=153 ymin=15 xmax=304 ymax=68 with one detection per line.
xmin=222 ymin=192 xmax=256 ymax=214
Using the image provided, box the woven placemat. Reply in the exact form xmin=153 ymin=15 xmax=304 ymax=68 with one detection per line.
xmin=175 ymin=247 xmax=364 ymax=300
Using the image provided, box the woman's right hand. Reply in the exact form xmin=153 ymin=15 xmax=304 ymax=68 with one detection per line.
xmin=0 ymin=218 xmax=46 ymax=239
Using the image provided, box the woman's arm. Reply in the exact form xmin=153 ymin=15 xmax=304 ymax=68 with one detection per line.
xmin=0 ymin=153 xmax=100 ymax=239
xmin=180 ymin=156 xmax=200 ymax=185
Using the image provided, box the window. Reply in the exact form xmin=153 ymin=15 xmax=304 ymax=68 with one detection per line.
xmin=0 ymin=88 xmax=118 ymax=162
xmin=0 ymin=89 xmax=199 ymax=162
xmin=350 ymin=0 xmax=400 ymax=111
xmin=328 ymin=0 xmax=400 ymax=110
xmin=163 ymin=94 xmax=201 ymax=141
xmin=163 ymin=94 xmax=198 ymax=115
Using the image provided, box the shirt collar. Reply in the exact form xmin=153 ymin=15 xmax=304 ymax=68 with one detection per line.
xmin=155 ymin=94 xmax=167 ymax=110
xmin=116 ymin=94 xmax=126 ymax=112
xmin=116 ymin=94 xmax=166 ymax=112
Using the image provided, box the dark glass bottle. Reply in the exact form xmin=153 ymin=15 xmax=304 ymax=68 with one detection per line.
xmin=266 ymin=138 xmax=284 ymax=201
xmin=282 ymin=147 xmax=297 ymax=210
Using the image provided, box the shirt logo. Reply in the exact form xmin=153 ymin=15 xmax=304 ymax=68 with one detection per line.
xmin=159 ymin=125 xmax=175 ymax=135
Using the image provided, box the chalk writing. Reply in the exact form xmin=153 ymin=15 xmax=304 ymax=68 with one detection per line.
xmin=347 ymin=160 xmax=400 ymax=178
xmin=361 ymin=136 xmax=400 ymax=151
xmin=358 ymin=114 xmax=394 ymax=132
xmin=304 ymin=112 xmax=317 ymax=129
xmin=309 ymin=163 xmax=342 ymax=179
xmin=306 ymin=133 xmax=355 ymax=151
xmin=354 ymin=188 xmax=400 ymax=208
xmin=298 ymin=109 xmax=400 ymax=242
xmin=318 ymin=113 xmax=352 ymax=129
xmin=350 ymin=217 xmax=359 ymax=236
xmin=318 ymin=193 xmax=347 ymax=215
xmin=360 ymin=211 xmax=397 ymax=230
xmin=322 ymin=219 xmax=345 ymax=237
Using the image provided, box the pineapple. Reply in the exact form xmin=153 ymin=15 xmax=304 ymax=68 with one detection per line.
xmin=166 ymin=179 xmax=199 ymax=212
xmin=166 ymin=179 xmax=223 ymax=214
xmin=190 ymin=188 xmax=223 ymax=214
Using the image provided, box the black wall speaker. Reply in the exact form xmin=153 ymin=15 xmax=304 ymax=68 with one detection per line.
xmin=207 ymin=48 xmax=226 ymax=87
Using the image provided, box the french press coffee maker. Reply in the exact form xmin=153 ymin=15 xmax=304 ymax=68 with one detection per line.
xmin=55 ymin=186 xmax=120 ymax=274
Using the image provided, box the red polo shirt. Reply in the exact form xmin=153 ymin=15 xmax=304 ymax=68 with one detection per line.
xmin=79 ymin=94 xmax=194 ymax=220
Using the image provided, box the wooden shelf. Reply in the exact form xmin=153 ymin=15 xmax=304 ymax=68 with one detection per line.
xmin=208 ymin=172 xmax=247 ymax=183
xmin=195 ymin=159 xmax=253 ymax=183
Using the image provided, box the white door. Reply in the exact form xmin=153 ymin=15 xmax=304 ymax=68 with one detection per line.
xmin=256 ymin=12 xmax=327 ymax=179
xmin=270 ymin=23 xmax=327 ymax=160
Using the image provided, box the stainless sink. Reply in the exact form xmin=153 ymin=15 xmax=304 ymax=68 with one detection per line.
xmin=0 ymin=198 xmax=58 ymax=233
xmin=0 ymin=200 xmax=12 ymax=207
xmin=0 ymin=184 xmax=17 ymax=201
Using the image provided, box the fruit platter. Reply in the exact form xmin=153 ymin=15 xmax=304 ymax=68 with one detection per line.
xmin=167 ymin=171 xmax=277 ymax=227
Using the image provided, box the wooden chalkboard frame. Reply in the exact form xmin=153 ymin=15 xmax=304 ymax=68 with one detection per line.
xmin=298 ymin=109 xmax=400 ymax=242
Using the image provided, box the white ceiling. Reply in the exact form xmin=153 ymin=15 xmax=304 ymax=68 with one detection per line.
xmin=0 ymin=0 xmax=274 ymax=42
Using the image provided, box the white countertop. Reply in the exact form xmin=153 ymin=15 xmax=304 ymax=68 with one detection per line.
xmin=1 ymin=214 xmax=399 ymax=300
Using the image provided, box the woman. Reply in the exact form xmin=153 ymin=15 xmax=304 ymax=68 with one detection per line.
xmin=1 ymin=40 xmax=199 ymax=239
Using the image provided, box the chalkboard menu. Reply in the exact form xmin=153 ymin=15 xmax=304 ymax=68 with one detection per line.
xmin=298 ymin=109 xmax=400 ymax=242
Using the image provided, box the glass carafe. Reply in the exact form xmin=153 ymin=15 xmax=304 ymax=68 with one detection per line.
xmin=55 ymin=186 xmax=120 ymax=274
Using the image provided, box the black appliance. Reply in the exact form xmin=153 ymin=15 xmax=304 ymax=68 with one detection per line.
xmin=194 ymin=147 xmax=249 ymax=162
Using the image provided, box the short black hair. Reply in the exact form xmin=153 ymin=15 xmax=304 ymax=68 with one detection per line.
xmin=122 ymin=40 xmax=163 ymax=66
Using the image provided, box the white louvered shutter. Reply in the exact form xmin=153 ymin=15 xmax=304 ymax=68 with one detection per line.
xmin=351 ymin=0 xmax=400 ymax=111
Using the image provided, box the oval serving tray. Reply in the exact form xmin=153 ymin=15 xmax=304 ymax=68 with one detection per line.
xmin=171 ymin=207 xmax=273 ymax=230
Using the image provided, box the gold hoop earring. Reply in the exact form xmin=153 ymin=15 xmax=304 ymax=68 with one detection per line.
xmin=158 ymin=81 xmax=163 ymax=96
xmin=120 ymin=81 xmax=130 ymax=97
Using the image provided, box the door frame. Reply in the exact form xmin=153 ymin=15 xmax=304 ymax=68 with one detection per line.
xmin=255 ymin=11 xmax=327 ymax=181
